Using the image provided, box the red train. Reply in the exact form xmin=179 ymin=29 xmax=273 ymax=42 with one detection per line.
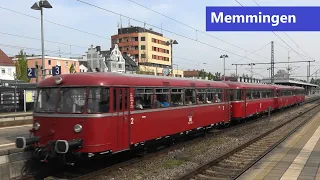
xmin=15 ymin=73 xmax=305 ymax=164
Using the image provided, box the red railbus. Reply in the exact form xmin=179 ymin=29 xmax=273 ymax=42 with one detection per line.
xmin=294 ymin=86 xmax=305 ymax=104
xmin=16 ymin=72 xmax=230 ymax=163
xmin=273 ymin=85 xmax=296 ymax=109
xmin=226 ymin=82 xmax=275 ymax=121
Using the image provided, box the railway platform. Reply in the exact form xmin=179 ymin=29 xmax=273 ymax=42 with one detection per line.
xmin=237 ymin=107 xmax=320 ymax=180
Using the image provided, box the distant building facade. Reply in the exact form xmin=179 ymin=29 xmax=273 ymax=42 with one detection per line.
xmin=85 ymin=45 xmax=138 ymax=74
xmin=111 ymin=26 xmax=184 ymax=77
xmin=0 ymin=49 xmax=16 ymax=80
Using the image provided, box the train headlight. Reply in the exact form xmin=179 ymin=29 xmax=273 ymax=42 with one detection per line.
xmin=33 ymin=121 xmax=40 ymax=131
xmin=74 ymin=124 xmax=82 ymax=133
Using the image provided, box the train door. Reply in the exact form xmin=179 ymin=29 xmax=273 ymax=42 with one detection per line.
xmin=243 ymin=89 xmax=247 ymax=117
xmin=114 ymin=88 xmax=130 ymax=151
xmin=225 ymin=88 xmax=231 ymax=122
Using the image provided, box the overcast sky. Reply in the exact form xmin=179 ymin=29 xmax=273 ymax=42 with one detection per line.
xmin=1 ymin=0 xmax=320 ymax=80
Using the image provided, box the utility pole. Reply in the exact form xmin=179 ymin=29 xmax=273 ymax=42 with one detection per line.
xmin=307 ymin=61 xmax=311 ymax=82
xmin=271 ymin=41 xmax=274 ymax=84
xmin=249 ymin=63 xmax=255 ymax=78
xmin=287 ymin=51 xmax=291 ymax=78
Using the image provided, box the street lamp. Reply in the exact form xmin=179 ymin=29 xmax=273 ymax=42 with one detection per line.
xmin=172 ymin=63 xmax=179 ymax=77
xmin=166 ymin=39 xmax=178 ymax=69
xmin=31 ymin=0 xmax=52 ymax=80
xmin=220 ymin=55 xmax=229 ymax=81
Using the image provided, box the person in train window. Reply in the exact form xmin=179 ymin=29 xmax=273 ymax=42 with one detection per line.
xmin=160 ymin=97 xmax=169 ymax=107
xmin=153 ymin=95 xmax=161 ymax=108
xmin=215 ymin=94 xmax=221 ymax=103
xmin=135 ymin=98 xmax=143 ymax=110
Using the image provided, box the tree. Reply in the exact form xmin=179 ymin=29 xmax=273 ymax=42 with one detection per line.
xmin=208 ymin=72 xmax=214 ymax=80
xmin=69 ymin=63 xmax=76 ymax=73
xmin=15 ymin=50 xmax=29 ymax=82
xmin=310 ymin=78 xmax=315 ymax=84
xmin=274 ymin=69 xmax=289 ymax=78
xmin=213 ymin=72 xmax=221 ymax=81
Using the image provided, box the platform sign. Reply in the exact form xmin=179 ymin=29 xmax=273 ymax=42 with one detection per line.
xmin=27 ymin=68 xmax=36 ymax=78
xmin=52 ymin=66 xmax=61 ymax=76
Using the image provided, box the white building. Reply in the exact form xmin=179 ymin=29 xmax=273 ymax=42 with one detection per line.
xmin=0 ymin=49 xmax=16 ymax=80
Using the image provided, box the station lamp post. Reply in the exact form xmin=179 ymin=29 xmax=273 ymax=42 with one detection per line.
xmin=31 ymin=0 xmax=53 ymax=80
xmin=166 ymin=39 xmax=178 ymax=69
xmin=220 ymin=54 xmax=229 ymax=81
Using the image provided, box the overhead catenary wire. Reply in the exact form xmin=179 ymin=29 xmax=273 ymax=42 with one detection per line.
xmin=128 ymin=0 xmax=269 ymax=60
xmin=74 ymin=0 xmax=264 ymax=61
xmin=0 ymin=5 xmax=238 ymax=69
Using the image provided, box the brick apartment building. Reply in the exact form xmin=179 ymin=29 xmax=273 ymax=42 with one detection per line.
xmin=111 ymin=26 xmax=183 ymax=77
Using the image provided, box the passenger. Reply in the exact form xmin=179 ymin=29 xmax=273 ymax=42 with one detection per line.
xmin=206 ymin=97 xmax=212 ymax=103
xmin=135 ymin=99 xmax=143 ymax=109
xmin=186 ymin=97 xmax=193 ymax=105
xmin=153 ymin=95 xmax=161 ymax=108
xmin=215 ymin=94 xmax=221 ymax=103
xmin=160 ymin=97 xmax=169 ymax=107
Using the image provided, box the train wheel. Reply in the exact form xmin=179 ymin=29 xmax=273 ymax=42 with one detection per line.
xmin=224 ymin=122 xmax=230 ymax=128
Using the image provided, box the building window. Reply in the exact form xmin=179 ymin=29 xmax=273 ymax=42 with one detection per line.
xmin=87 ymin=54 xmax=91 ymax=59
xmin=93 ymin=53 xmax=97 ymax=58
xmin=152 ymin=38 xmax=156 ymax=43
xmin=8 ymin=68 xmax=12 ymax=75
xmin=141 ymin=37 xmax=145 ymax=41
xmin=119 ymin=47 xmax=122 ymax=51
xmin=112 ymin=63 xmax=117 ymax=68
xmin=1 ymin=68 xmax=5 ymax=74
xmin=73 ymin=62 xmax=76 ymax=67
xmin=141 ymin=54 xmax=146 ymax=58
xmin=141 ymin=45 xmax=146 ymax=50
xmin=66 ymin=61 xmax=69 ymax=66
xmin=153 ymin=55 xmax=157 ymax=59
xmin=119 ymin=64 xmax=122 ymax=69
xmin=48 ymin=60 xmax=51 ymax=65
xmin=153 ymin=47 xmax=156 ymax=51
xmin=135 ymin=46 xmax=138 ymax=50
xmin=135 ymin=54 xmax=139 ymax=59
xmin=135 ymin=37 xmax=138 ymax=41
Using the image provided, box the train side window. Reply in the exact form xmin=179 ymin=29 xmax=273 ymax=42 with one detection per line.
xmin=215 ymin=89 xmax=222 ymax=103
xmin=246 ymin=89 xmax=252 ymax=100
xmin=171 ymin=88 xmax=183 ymax=106
xmin=184 ymin=89 xmax=196 ymax=105
xmin=232 ymin=89 xmax=241 ymax=101
xmin=134 ymin=88 xmax=153 ymax=110
xmin=196 ymin=89 xmax=206 ymax=104
xmin=154 ymin=88 xmax=170 ymax=108
xmin=87 ymin=87 xmax=109 ymax=113
xmin=206 ymin=89 xmax=222 ymax=103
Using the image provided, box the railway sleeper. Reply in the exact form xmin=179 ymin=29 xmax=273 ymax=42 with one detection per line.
xmin=205 ymin=169 xmax=235 ymax=177
xmin=217 ymin=161 xmax=246 ymax=169
xmin=210 ymin=165 xmax=242 ymax=171
xmin=228 ymin=155 xmax=256 ymax=162
xmin=196 ymin=174 xmax=224 ymax=180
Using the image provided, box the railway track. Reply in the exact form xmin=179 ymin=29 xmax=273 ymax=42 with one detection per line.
xmin=20 ymin=96 xmax=320 ymax=180
xmin=176 ymin=100 xmax=320 ymax=180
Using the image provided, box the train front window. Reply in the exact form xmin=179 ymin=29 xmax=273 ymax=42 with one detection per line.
xmin=35 ymin=88 xmax=59 ymax=112
xmin=87 ymin=87 xmax=110 ymax=113
xmin=57 ymin=88 xmax=87 ymax=113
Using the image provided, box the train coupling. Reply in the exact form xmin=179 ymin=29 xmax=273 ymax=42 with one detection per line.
xmin=55 ymin=139 xmax=83 ymax=154
xmin=15 ymin=136 xmax=40 ymax=149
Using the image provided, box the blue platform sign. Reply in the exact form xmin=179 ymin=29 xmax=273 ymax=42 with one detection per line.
xmin=27 ymin=68 xmax=36 ymax=78
xmin=52 ymin=66 xmax=61 ymax=76
xmin=206 ymin=6 xmax=320 ymax=31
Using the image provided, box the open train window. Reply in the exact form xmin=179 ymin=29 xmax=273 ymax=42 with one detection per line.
xmin=196 ymin=89 xmax=207 ymax=104
xmin=246 ymin=89 xmax=252 ymax=100
xmin=206 ymin=88 xmax=222 ymax=103
xmin=134 ymin=88 xmax=153 ymax=110
xmin=154 ymin=88 xmax=170 ymax=108
xmin=171 ymin=88 xmax=184 ymax=106
xmin=184 ymin=88 xmax=196 ymax=105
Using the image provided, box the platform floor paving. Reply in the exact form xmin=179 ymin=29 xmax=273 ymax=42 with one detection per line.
xmin=237 ymin=110 xmax=320 ymax=180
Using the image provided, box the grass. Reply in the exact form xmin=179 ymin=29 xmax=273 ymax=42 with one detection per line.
xmin=162 ymin=159 xmax=185 ymax=169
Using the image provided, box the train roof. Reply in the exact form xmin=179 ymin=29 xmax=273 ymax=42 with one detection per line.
xmin=224 ymin=81 xmax=274 ymax=89
xmin=272 ymin=85 xmax=295 ymax=90
xmin=37 ymin=72 xmax=230 ymax=88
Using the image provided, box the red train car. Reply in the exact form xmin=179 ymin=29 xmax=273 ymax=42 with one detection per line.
xmin=15 ymin=73 xmax=230 ymax=163
xmin=294 ymin=86 xmax=305 ymax=104
xmin=273 ymin=85 xmax=296 ymax=109
xmin=226 ymin=82 xmax=275 ymax=121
